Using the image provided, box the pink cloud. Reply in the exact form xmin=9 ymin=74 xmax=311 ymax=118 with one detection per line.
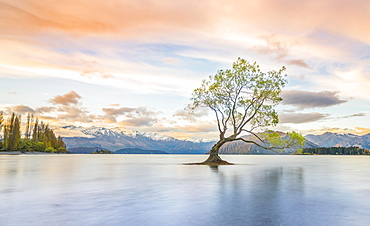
xmin=0 ymin=0 xmax=213 ymax=38
xmin=50 ymin=91 xmax=81 ymax=106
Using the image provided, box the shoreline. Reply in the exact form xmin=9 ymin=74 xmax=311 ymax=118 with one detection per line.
xmin=0 ymin=151 xmax=59 ymax=155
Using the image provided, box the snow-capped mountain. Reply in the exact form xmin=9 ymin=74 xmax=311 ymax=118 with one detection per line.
xmin=62 ymin=125 xmax=322 ymax=155
xmin=185 ymin=137 xmax=218 ymax=143
xmin=63 ymin=125 xmax=178 ymax=141
xmin=62 ymin=125 xmax=214 ymax=154
xmin=66 ymin=126 xmax=370 ymax=154
xmin=141 ymin=132 xmax=176 ymax=141
xmin=305 ymin=132 xmax=370 ymax=149
xmin=63 ymin=125 xmax=140 ymax=138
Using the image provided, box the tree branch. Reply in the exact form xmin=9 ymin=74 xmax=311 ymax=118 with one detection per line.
xmin=217 ymin=107 xmax=227 ymax=133
xmin=241 ymin=129 xmax=266 ymax=144
xmin=231 ymin=85 xmax=244 ymax=134
xmin=210 ymin=106 xmax=223 ymax=135
xmin=236 ymin=95 xmax=267 ymax=135
xmin=235 ymin=97 xmax=255 ymax=132
xmin=233 ymin=137 xmax=285 ymax=154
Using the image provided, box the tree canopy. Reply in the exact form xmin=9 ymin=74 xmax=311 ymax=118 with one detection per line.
xmin=190 ymin=58 xmax=305 ymax=164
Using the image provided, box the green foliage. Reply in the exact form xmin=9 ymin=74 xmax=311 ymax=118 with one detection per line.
xmin=299 ymin=147 xmax=369 ymax=155
xmin=190 ymin=58 xmax=304 ymax=154
xmin=296 ymin=149 xmax=303 ymax=154
xmin=32 ymin=118 xmax=39 ymax=142
xmin=25 ymin=113 xmax=34 ymax=139
xmin=286 ymin=131 xmax=306 ymax=146
xmin=45 ymin=147 xmax=57 ymax=153
xmin=0 ymin=111 xmax=4 ymax=135
xmin=260 ymin=131 xmax=305 ymax=152
xmin=1 ymin=112 xmax=67 ymax=153
xmin=35 ymin=142 xmax=44 ymax=152
xmin=56 ymin=136 xmax=66 ymax=150
xmin=191 ymin=58 xmax=287 ymax=137
xmin=91 ymin=149 xmax=112 ymax=154
xmin=57 ymin=147 xmax=69 ymax=153
xmin=3 ymin=113 xmax=21 ymax=151
xmin=15 ymin=139 xmax=36 ymax=152
xmin=260 ymin=131 xmax=284 ymax=148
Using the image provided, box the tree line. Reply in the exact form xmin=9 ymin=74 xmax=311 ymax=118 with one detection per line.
xmin=297 ymin=146 xmax=370 ymax=155
xmin=0 ymin=112 xmax=67 ymax=153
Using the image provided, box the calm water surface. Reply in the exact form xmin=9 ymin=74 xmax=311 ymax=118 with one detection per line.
xmin=1 ymin=155 xmax=370 ymax=226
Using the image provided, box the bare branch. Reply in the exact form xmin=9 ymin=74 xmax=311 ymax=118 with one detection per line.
xmin=216 ymin=107 xmax=227 ymax=133
xmin=210 ymin=106 xmax=222 ymax=135
xmin=231 ymin=85 xmax=244 ymax=134
xmin=241 ymin=129 xmax=266 ymax=144
xmin=234 ymin=137 xmax=286 ymax=154
xmin=236 ymin=96 xmax=267 ymax=135
xmin=235 ymin=97 xmax=255 ymax=132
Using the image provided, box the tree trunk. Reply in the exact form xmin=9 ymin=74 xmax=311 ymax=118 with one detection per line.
xmin=185 ymin=139 xmax=234 ymax=165
xmin=202 ymin=139 xmax=233 ymax=165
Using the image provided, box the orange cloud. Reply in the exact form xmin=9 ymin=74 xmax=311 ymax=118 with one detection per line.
xmin=35 ymin=106 xmax=56 ymax=114
xmin=50 ymin=91 xmax=81 ymax=106
xmin=251 ymin=35 xmax=311 ymax=69
xmin=1 ymin=0 xmax=369 ymax=47
xmin=354 ymin=127 xmax=370 ymax=135
xmin=81 ymin=69 xmax=114 ymax=79
xmin=118 ymin=117 xmax=157 ymax=127
xmin=102 ymin=106 xmax=157 ymax=124
xmin=6 ymin=104 xmax=35 ymax=114
xmin=0 ymin=0 xmax=214 ymax=38
xmin=132 ymin=122 xmax=219 ymax=140
xmin=56 ymin=105 xmax=92 ymax=123
xmin=314 ymin=127 xmax=370 ymax=135
xmin=228 ymin=0 xmax=370 ymax=44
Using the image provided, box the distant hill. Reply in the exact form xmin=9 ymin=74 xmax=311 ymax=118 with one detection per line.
xmin=68 ymin=147 xmax=107 ymax=154
xmin=65 ymin=126 xmax=356 ymax=155
xmin=218 ymin=133 xmax=319 ymax=155
xmin=115 ymin=148 xmax=168 ymax=154
xmin=91 ymin=149 xmax=113 ymax=154
xmin=301 ymin=146 xmax=369 ymax=155
xmin=305 ymin=132 xmax=370 ymax=149
xmin=62 ymin=126 xmax=214 ymax=154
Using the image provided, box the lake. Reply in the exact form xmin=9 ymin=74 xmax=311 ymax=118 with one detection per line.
xmin=1 ymin=154 xmax=370 ymax=225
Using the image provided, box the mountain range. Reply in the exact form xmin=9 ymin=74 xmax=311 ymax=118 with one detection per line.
xmin=60 ymin=126 xmax=317 ymax=154
xmin=305 ymin=132 xmax=370 ymax=149
xmin=61 ymin=126 xmax=370 ymax=154
xmin=62 ymin=126 xmax=214 ymax=154
xmin=219 ymin=133 xmax=319 ymax=155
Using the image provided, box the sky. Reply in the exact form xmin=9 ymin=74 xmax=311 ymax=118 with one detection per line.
xmin=1 ymin=0 xmax=370 ymax=140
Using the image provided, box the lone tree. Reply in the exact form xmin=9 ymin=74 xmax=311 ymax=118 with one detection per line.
xmin=190 ymin=58 xmax=305 ymax=165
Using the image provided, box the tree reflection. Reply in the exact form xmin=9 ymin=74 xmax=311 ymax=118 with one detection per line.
xmin=209 ymin=165 xmax=219 ymax=173
xmin=209 ymin=165 xmax=305 ymax=225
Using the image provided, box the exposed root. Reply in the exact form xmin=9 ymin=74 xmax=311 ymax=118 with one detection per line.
xmin=185 ymin=160 xmax=234 ymax=166
xmin=185 ymin=155 xmax=234 ymax=165
xmin=185 ymin=147 xmax=235 ymax=165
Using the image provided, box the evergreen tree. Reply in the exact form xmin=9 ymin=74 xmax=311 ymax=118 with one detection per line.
xmin=299 ymin=146 xmax=370 ymax=155
xmin=32 ymin=118 xmax=39 ymax=142
xmin=1 ymin=112 xmax=67 ymax=152
xmin=4 ymin=113 xmax=21 ymax=151
xmin=56 ymin=135 xmax=66 ymax=150
xmin=25 ymin=113 xmax=34 ymax=139
xmin=0 ymin=111 xmax=3 ymax=139
xmin=38 ymin=121 xmax=45 ymax=143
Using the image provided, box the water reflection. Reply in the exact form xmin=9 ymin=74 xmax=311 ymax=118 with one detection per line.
xmin=209 ymin=165 xmax=305 ymax=225
xmin=1 ymin=155 xmax=370 ymax=225
xmin=209 ymin=165 xmax=219 ymax=172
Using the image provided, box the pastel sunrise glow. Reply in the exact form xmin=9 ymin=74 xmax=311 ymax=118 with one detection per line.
xmin=1 ymin=0 xmax=370 ymax=139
